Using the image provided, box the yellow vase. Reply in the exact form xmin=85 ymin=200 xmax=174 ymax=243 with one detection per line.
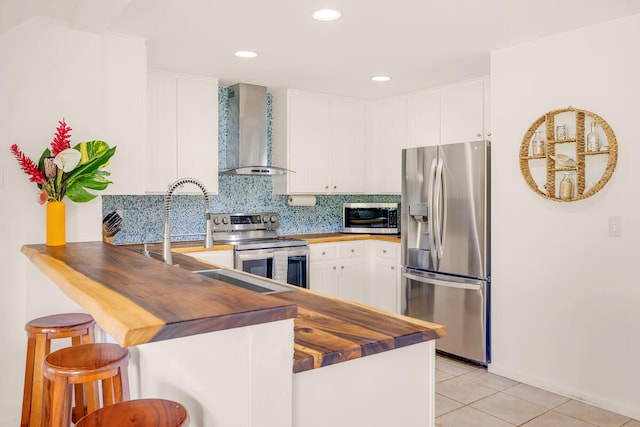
xmin=46 ymin=201 xmax=66 ymax=246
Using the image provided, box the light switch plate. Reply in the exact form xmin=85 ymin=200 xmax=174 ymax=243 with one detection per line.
xmin=608 ymin=216 xmax=622 ymax=237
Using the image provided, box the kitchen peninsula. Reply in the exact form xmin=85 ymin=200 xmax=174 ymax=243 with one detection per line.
xmin=22 ymin=242 xmax=445 ymax=427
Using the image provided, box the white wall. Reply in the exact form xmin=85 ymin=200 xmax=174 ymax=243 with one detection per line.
xmin=490 ymin=13 xmax=640 ymax=419
xmin=0 ymin=16 xmax=146 ymax=425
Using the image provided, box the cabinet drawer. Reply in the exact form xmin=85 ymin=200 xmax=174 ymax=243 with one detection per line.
xmin=373 ymin=242 xmax=399 ymax=260
xmin=310 ymin=244 xmax=337 ymax=260
xmin=337 ymin=242 xmax=365 ymax=259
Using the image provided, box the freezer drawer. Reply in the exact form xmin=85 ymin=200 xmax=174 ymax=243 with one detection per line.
xmin=402 ymin=268 xmax=489 ymax=364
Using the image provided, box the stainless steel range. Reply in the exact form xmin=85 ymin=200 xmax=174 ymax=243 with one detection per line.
xmin=211 ymin=212 xmax=308 ymax=288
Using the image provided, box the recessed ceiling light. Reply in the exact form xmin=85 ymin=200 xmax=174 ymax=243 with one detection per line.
xmin=235 ymin=50 xmax=258 ymax=59
xmin=372 ymin=75 xmax=391 ymax=82
xmin=312 ymin=9 xmax=341 ymax=21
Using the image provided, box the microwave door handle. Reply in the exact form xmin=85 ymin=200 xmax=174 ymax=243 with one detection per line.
xmin=427 ymin=158 xmax=438 ymax=268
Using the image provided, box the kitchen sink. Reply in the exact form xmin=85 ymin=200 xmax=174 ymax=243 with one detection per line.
xmin=193 ymin=268 xmax=297 ymax=294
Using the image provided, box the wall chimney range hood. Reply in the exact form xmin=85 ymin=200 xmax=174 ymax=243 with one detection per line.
xmin=222 ymin=83 xmax=292 ymax=175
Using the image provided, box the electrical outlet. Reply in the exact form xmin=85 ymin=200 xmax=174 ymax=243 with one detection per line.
xmin=608 ymin=216 xmax=622 ymax=237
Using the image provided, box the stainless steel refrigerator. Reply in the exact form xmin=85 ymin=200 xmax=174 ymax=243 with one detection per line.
xmin=401 ymin=141 xmax=490 ymax=365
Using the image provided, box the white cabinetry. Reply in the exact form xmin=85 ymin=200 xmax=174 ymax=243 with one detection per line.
xmin=310 ymin=239 xmax=401 ymax=312
xmin=309 ymin=244 xmax=338 ymax=296
xmin=441 ymin=78 xmax=490 ymax=144
xmin=185 ymin=250 xmax=234 ymax=269
xmin=146 ymin=70 xmax=219 ymax=194
xmin=407 ymin=89 xmax=441 ymax=148
xmin=273 ymin=90 xmax=366 ymax=195
xmin=309 ymin=242 xmax=367 ymax=304
xmin=366 ymin=97 xmax=408 ymax=194
xmin=369 ymin=241 xmax=400 ymax=313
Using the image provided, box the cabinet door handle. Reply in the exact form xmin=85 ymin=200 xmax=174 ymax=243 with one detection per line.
xmin=350 ymin=249 xmax=355 ymax=253
xmin=476 ymin=133 xmax=482 ymax=137
xmin=340 ymin=266 xmax=344 ymax=269
xmin=332 ymin=266 xmax=337 ymax=270
xmin=321 ymin=251 xmax=326 ymax=255
xmin=391 ymin=266 xmax=395 ymax=270
xmin=382 ymin=249 xmax=387 ymax=254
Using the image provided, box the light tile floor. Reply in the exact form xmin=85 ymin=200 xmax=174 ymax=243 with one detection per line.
xmin=435 ymin=355 xmax=640 ymax=427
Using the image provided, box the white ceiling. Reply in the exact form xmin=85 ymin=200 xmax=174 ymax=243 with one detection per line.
xmin=3 ymin=0 xmax=640 ymax=99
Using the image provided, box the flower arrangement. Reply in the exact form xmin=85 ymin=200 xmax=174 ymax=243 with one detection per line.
xmin=10 ymin=119 xmax=116 ymax=203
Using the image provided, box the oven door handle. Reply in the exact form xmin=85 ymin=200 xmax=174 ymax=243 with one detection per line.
xmin=236 ymin=251 xmax=275 ymax=261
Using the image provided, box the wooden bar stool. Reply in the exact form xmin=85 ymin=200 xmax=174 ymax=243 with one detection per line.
xmin=76 ymin=399 xmax=190 ymax=426
xmin=42 ymin=343 xmax=130 ymax=427
xmin=21 ymin=313 xmax=95 ymax=427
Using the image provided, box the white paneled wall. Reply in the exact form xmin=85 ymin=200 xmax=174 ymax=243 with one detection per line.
xmin=0 ymin=17 xmax=146 ymax=425
xmin=490 ymin=13 xmax=640 ymax=419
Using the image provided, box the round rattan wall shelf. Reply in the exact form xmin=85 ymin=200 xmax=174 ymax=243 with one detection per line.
xmin=519 ymin=107 xmax=617 ymax=202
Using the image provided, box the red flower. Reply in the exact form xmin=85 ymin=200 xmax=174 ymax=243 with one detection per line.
xmin=50 ymin=118 xmax=72 ymax=156
xmin=10 ymin=144 xmax=46 ymax=184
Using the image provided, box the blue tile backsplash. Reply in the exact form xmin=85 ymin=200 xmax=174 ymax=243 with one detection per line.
xmin=102 ymin=87 xmax=399 ymax=244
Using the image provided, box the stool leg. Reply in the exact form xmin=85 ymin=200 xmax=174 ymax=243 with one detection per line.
xmin=112 ymin=365 xmax=130 ymax=403
xmin=79 ymin=328 xmax=99 ymax=419
xmin=44 ymin=377 xmax=72 ymax=427
xmin=29 ymin=333 xmax=51 ymax=427
xmin=85 ymin=378 xmax=100 ymax=414
xmin=70 ymin=336 xmax=86 ymax=423
xmin=20 ymin=337 xmax=36 ymax=427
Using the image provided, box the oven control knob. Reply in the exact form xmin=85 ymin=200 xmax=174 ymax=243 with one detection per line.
xmin=262 ymin=215 xmax=270 ymax=223
xmin=270 ymin=215 xmax=277 ymax=223
xmin=212 ymin=216 xmax=221 ymax=225
xmin=222 ymin=217 xmax=229 ymax=224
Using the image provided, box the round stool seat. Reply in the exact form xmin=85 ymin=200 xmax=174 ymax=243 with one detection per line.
xmin=21 ymin=313 xmax=95 ymax=427
xmin=44 ymin=342 xmax=129 ymax=378
xmin=25 ymin=313 xmax=95 ymax=336
xmin=43 ymin=343 xmax=131 ymax=427
xmin=76 ymin=399 xmax=189 ymax=427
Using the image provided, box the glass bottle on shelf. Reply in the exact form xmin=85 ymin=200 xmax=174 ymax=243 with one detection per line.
xmin=532 ymin=131 xmax=545 ymax=157
xmin=559 ymin=172 xmax=574 ymax=201
xmin=586 ymin=121 xmax=601 ymax=152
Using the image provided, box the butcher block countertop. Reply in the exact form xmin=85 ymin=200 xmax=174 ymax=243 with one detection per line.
xmin=22 ymin=240 xmax=444 ymax=373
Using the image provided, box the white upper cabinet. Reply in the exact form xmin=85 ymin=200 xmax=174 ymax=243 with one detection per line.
xmin=146 ymin=70 xmax=219 ymax=194
xmin=441 ymin=78 xmax=490 ymax=144
xmin=330 ymin=98 xmax=367 ymax=193
xmin=407 ymin=89 xmax=441 ymax=148
xmin=366 ymin=97 xmax=408 ymax=194
xmin=273 ymin=90 xmax=366 ymax=195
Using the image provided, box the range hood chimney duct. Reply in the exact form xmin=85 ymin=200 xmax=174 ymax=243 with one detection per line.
xmin=222 ymin=83 xmax=291 ymax=175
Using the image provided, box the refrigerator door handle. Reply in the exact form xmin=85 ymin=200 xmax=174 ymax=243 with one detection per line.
xmin=434 ymin=158 xmax=446 ymax=260
xmin=402 ymin=271 xmax=482 ymax=291
xmin=427 ymin=158 xmax=438 ymax=268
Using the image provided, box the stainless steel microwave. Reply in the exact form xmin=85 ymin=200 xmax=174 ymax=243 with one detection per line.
xmin=343 ymin=203 xmax=400 ymax=234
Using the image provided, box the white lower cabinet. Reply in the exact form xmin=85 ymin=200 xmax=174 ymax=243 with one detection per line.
xmin=185 ymin=250 xmax=234 ymax=269
xmin=309 ymin=244 xmax=339 ymax=296
xmin=309 ymin=240 xmax=400 ymax=312
xmin=309 ymin=242 xmax=367 ymax=305
xmin=369 ymin=241 xmax=401 ymax=313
